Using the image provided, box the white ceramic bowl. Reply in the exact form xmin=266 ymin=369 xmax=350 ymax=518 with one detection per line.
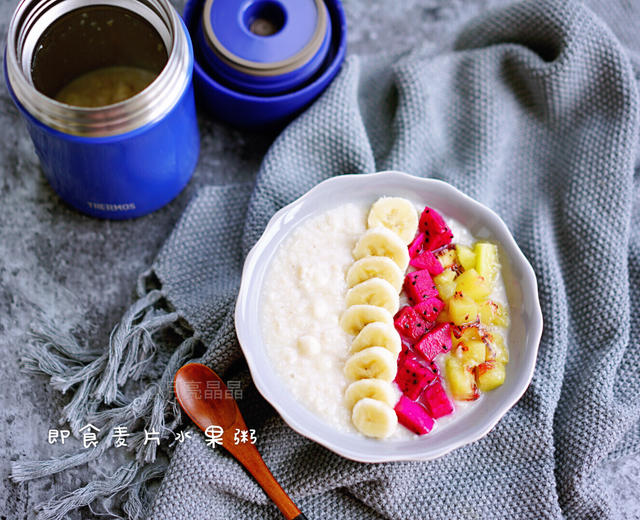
xmin=235 ymin=171 xmax=542 ymax=462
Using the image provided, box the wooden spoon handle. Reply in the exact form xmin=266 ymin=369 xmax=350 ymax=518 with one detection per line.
xmin=232 ymin=442 xmax=305 ymax=520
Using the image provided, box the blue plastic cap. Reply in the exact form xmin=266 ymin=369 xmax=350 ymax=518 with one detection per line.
xmin=199 ymin=0 xmax=332 ymax=95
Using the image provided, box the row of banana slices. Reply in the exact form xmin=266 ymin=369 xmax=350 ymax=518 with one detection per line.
xmin=340 ymin=197 xmax=419 ymax=438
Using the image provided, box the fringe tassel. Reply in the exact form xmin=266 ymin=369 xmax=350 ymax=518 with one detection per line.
xmin=122 ymin=461 xmax=170 ymax=520
xmin=95 ymin=289 xmax=178 ymax=404
xmin=11 ymin=277 xmax=200 ymax=519
xmin=20 ymin=288 xmax=180 ymax=433
xmin=33 ymin=460 xmax=169 ymax=520
xmin=34 ymin=461 xmax=149 ymax=520
xmin=11 ymin=433 xmax=114 ymax=483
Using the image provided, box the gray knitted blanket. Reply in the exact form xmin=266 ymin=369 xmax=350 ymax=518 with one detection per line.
xmin=12 ymin=0 xmax=640 ymax=518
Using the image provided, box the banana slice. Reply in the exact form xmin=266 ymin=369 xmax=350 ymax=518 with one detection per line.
xmin=352 ymin=397 xmax=398 ymax=438
xmin=346 ymin=256 xmax=403 ymax=292
xmin=350 ymin=322 xmax=401 ymax=356
xmin=340 ymin=305 xmax=393 ymax=336
xmin=367 ymin=197 xmax=419 ymax=244
xmin=344 ymin=378 xmax=396 ymax=409
xmin=353 ymin=227 xmax=410 ymax=272
xmin=344 ymin=346 xmax=397 ymax=382
xmin=345 ymin=278 xmax=399 ymax=315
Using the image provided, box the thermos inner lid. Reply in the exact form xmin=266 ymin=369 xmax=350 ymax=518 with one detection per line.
xmin=202 ymin=0 xmax=327 ymax=76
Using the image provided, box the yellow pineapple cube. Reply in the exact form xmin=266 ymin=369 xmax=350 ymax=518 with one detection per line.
xmin=456 ymin=339 xmax=486 ymax=367
xmin=434 ymin=268 xmax=456 ymax=285
xmin=455 ymin=244 xmax=476 ymax=271
xmin=439 ymin=281 xmax=457 ymax=301
xmin=448 ymin=293 xmax=478 ymax=325
xmin=453 ymin=326 xmax=482 ymax=347
xmin=446 ymin=356 xmax=479 ymax=401
xmin=475 ymin=361 xmax=506 ymax=392
xmin=455 ymin=269 xmax=491 ymax=301
xmin=474 ymin=242 xmax=499 ymax=282
xmin=437 ymin=248 xmax=457 ymax=269
xmin=485 ymin=333 xmax=509 ymax=364
xmin=434 ymin=269 xmax=457 ymax=300
xmin=479 ymin=300 xmax=509 ymax=327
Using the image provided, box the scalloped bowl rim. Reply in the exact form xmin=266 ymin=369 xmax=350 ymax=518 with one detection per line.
xmin=235 ymin=171 xmax=542 ymax=463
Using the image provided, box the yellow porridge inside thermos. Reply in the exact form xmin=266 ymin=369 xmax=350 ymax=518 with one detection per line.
xmin=55 ymin=66 xmax=158 ymax=107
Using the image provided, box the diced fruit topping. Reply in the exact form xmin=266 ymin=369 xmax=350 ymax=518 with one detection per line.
xmin=397 ymin=343 xmax=411 ymax=368
xmin=434 ymin=268 xmax=457 ymax=300
xmin=414 ymin=297 xmax=445 ymax=323
xmin=414 ymin=323 xmax=452 ymax=361
xmin=421 ymin=380 xmax=454 ymax=419
xmin=455 ymin=269 xmax=491 ymax=302
xmin=419 ymin=207 xmax=454 ymax=251
xmin=474 ymin=242 xmax=499 ymax=282
xmin=455 ymin=339 xmax=486 ymax=367
xmin=394 ymin=356 xmax=437 ymax=400
xmin=446 ymin=357 xmax=479 ymax=401
xmin=435 ymin=247 xmax=457 ymax=269
xmin=404 ymin=270 xmax=438 ymax=304
xmin=419 ymin=206 xmax=447 ymax=234
xmin=434 ymin=268 xmax=456 ymax=286
xmin=409 ymin=250 xmax=444 ymax=275
xmin=455 ymin=244 xmax=476 ymax=270
xmin=478 ymin=300 xmax=509 ymax=327
xmin=475 ymin=361 xmax=506 ymax=392
xmin=347 ymin=200 xmax=509 ymax=437
xmin=484 ymin=332 xmax=508 ymax=364
xmin=408 ymin=232 xmax=426 ymax=258
xmin=394 ymin=395 xmax=435 ymax=435
xmin=394 ymin=306 xmax=428 ymax=342
xmin=448 ymin=292 xmax=479 ymax=326
xmin=452 ymin=324 xmax=482 ymax=343
xmin=426 ymin=230 xmax=453 ymax=251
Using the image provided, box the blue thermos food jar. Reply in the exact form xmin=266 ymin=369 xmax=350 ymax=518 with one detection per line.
xmin=5 ymin=0 xmax=200 ymax=219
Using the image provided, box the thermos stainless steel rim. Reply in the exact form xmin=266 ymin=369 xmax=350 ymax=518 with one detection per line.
xmin=6 ymin=0 xmax=192 ymax=137
xmin=5 ymin=0 xmax=200 ymax=219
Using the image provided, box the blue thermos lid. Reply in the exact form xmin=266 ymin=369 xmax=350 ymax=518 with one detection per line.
xmin=183 ymin=0 xmax=346 ymax=127
xmin=198 ymin=0 xmax=332 ymax=95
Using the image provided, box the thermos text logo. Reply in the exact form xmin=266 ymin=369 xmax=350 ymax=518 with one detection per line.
xmin=87 ymin=202 xmax=136 ymax=211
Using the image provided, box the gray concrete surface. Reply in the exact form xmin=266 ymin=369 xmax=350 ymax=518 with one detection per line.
xmin=1 ymin=0 xmax=639 ymax=518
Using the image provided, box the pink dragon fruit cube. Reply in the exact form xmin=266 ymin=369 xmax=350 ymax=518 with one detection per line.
xmin=409 ymin=249 xmax=444 ymax=275
xmin=394 ymin=306 xmax=428 ymax=343
xmin=408 ymin=232 xmax=426 ymax=258
xmin=414 ymin=322 xmax=452 ymax=361
xmin=394 ymin=395 xmax=435 ymax=435
xmin=413 ymin=297 xmax=445 ymax=323
xmin=395 ymin=356 xmax=438 ymax=400
xmin=421 ymin=380 xmax=454 ymax=419
xmin=419 ymin=206 xmax=453 ymax=251
xmin=404 ymin=270 xmax=438 ymax=305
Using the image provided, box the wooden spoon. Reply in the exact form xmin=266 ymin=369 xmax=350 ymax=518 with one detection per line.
xmin=174 ymin=363 xmax=307 ymax=519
